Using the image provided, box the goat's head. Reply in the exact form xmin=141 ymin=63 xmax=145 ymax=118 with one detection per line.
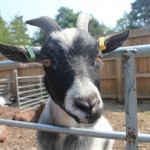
xmin=0 ymin=14 xmax=129 ymax=124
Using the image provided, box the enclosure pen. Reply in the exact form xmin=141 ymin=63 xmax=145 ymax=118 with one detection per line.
xmin=15 ymin=73 xmax=48 ymax=112
xmin=0 ymin=44 xmax=150 ymax=150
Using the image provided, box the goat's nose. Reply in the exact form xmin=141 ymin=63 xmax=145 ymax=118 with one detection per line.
xmin=75 ymin=97 xmax=99 ymax=112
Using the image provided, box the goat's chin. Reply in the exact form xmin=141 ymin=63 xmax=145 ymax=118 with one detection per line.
xmin=78 ymin=114 xmax=101 ymax=125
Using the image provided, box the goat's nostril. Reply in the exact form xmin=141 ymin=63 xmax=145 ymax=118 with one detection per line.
xmin=74 ymin=98 xmax=98 ymax=112
xmin=75 ymin=98 xmax=89 ymax=111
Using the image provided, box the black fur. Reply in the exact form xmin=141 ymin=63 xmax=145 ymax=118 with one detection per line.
xmin=42 ymin=30 xmax=100 ymax=120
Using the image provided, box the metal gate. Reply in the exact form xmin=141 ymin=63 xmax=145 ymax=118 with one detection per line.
xmin=14 ymin=71 xmax=48 ymax=112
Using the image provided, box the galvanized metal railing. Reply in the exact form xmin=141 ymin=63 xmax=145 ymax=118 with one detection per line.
xmin=0 ymin=44 xmax=150 ymax=150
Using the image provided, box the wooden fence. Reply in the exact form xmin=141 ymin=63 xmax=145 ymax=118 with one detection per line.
xmin=100 ymin=56 xmax=150 ymax=101
xmin=0 ymin=28 xmax=150 ymax=102
xmin=0 ymin=60 xmax=44 ymax=99
xmin=124 ymin=27 xmax=150 ymax=46
xmin=100 ymin=28 xmax=150 ymax=101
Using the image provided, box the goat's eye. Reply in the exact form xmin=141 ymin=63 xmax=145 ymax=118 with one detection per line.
xmin=96 ymin=55 xmax=101 ymax=63
xmin=95 ymin=55 xmax=104 ymax=69
xmin=43 ymin=59 xmax=51 ymax=67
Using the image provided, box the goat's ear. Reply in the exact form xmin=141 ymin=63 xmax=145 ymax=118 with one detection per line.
xmin=0 ymin=43 xmax=41 ymax=62
xmin=99 ymin=30 xmax=130 ymax=54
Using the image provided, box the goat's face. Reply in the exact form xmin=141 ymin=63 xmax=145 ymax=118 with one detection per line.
xmin=0 ymin=14 xmax=129 ymax=124
xmin=42 ymin=29 xmax=103 ymax=123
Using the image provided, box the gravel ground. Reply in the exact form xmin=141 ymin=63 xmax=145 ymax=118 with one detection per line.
xmin=0 ymin=100 xmax=150 ymax=150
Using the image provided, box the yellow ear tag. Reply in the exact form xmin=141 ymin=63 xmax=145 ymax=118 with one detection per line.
xmin=99 ymin=37 xmax=106 ymax=51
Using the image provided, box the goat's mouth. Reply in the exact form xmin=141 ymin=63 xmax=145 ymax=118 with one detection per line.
xmin=65 ymin=106 xmax=103 ymax=124
xmin=85 ymin=109 xmax=102 ymax=124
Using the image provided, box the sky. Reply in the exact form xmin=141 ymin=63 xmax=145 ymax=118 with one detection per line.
xmin=0 ymin=0 xmax=134 ymax=36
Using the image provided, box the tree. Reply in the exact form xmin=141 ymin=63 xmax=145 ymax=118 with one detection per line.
xmin=0 ymin=15 xmax=11 ymax=43
xmin=55 ymin=7 xmax=113 ymax=36
xmin=89 ymin=17 xmax=113 ymax=36
xmin=31 ymin=29 xmax=46 ymax=46
xmin=0 ymin=15 xmax=31 ymax=45
xmin=131 ymin=0 xmax=150 ymax=28
xmin=115 ymin=12 xmax=138 ymax=31
xmin=32 ymin=7 xmax=113 ymax=44
xmin=115 ymin=0 xmax=150 ymax=31
xmin=9 ymin=15 xmax=31 ymax=45
xmin=55 ymin=7 xmax=79 ymax=28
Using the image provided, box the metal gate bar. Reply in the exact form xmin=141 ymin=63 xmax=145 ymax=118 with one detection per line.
xmin=0 ymin=118 xmax=150 ymax=142
xmin=123 ymin=50 xmax=138 ymax=149
xmin=103 ymin=44 xmax=150 ymax=59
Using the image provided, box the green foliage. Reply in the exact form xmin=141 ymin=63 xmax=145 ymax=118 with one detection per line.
xmin=89 ymin=18 xmax=113 ymax=36
xmin=115 ymin=0 xmax=150 ymax=31
xmin=32 ymin=7 xmax=113 ymax=44
xmin=55 ymin=7 xmax=79 ymax=28
xmin=0 ymin=14 xmax=31 ymax=45
xmin=131 ymin=0 xmax=150 ymax=28
xmin=115 ymin=12 xmax=138 ymax=31
xmin=9 ymin=16 xmax=31 ymax=45
xmin=31 ymin=29 xmax=46 ymax=46
xmin=0 ymin=15 xmax=11 ymax=43
xmin=56 ymin=7 xmax=113 ymax=36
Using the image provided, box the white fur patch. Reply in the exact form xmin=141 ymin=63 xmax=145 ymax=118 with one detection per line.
xmin=39 ymin=97 xmax=77 ymax=127
xmin=91 ymin=116 xmax=114 ymax=150
xmin=64 ymin=77 xmax=103 ymax=123
xmin=51 ymin=28 xmax=77 ymax=50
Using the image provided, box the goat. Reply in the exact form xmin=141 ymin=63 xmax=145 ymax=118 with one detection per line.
xmin=0 ymin=13 xmax=129 ymax=150
xmin=0 ymin=125 xmax=8 ymax=143
xmin=0 ymin=90 xmax=14 ymax=107
xmin=12 ymin=103 xmax=45 ymax=123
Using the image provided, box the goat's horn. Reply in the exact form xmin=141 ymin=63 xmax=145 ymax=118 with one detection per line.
xmin=26 ymin=16 xmax=61 ymax=36
xmin=77 ymin=13 xmax=92 ymax=31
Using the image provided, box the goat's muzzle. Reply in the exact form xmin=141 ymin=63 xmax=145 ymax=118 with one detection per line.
xmin=73 ymin=96 xmax=103 ymax=124
xmin=74 ymin=97 xmax=100 ymax=114
xmin=64 ymin=77 xmax=103 ymax=124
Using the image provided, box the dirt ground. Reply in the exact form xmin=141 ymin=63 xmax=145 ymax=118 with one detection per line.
xmin=0 ymin=100 xmax=150 ymax=150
